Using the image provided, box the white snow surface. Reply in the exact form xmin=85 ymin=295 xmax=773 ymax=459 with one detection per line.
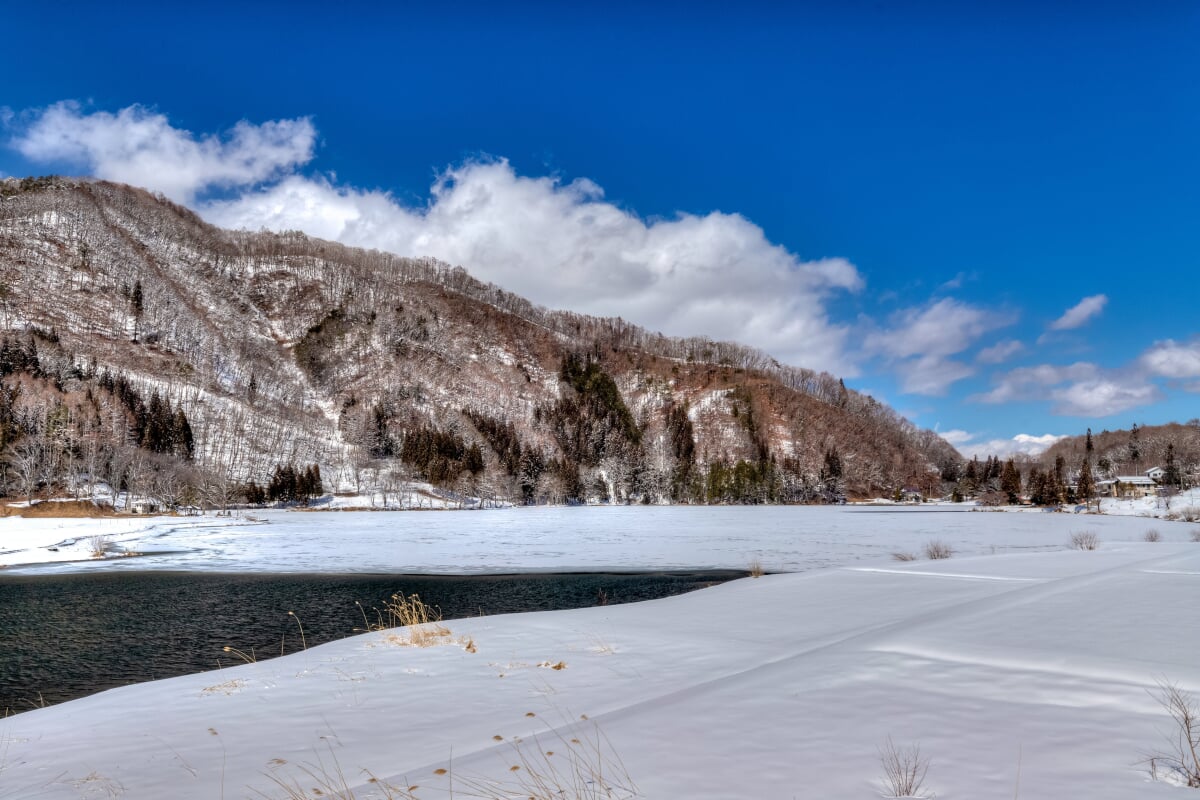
xmin=1 ymin=507 xmax=1198 ymax=798
xmin=2 ymin=505 xmax=1194 ymax=575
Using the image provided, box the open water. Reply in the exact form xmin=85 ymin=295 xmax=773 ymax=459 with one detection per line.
xmin=0 ymin=569 xmax=741 ymax=713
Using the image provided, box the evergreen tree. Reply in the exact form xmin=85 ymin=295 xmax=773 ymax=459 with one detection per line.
xmin=1127 ymin=423 xmax=1141 ymax=468
xmin=130 ymin=280 xmax=144 ymax=341
xmin=1077 ymin=458 xmax=1095 ymax=510
xmin=1164 ymin=443 xmax=1181 ymax=488
xmin=142 ymin=391 xmax=170 ymax=453
xmin=244 ymin=480 xmax=266 ymax=505
xmin=173 ymin=408 xmax=193 ymax=461
xmin=464 ymin=443 xmax=485 ymax=475
xmin=963 ymin=457 xmax=979 ymax=492
xmin=1000 ymin=458 xmax=1022 ymax=503
xmin=821 ymin=447 xmax=844 ymax=503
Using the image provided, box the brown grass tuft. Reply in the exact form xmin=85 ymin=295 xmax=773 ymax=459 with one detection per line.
xmin=378 ymin=592 xmax=452 ymax=647
xmin=923 ymin=540 xmax=953 ymax=560
xmin=261 ymin=720 xmax=638 ymax=799
xmin=1070 ymin=531 xmax=1100 ymax=550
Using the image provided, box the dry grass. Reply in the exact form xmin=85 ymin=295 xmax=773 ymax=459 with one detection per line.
xmin=222 ymin=645 xmax=258 ymax=665
xmin=261 ymin=745 xmax=414 ymax=800
xmin=201 ymin=678 xmax=248 ymax=696
xmin=1144 ymin=529 xmax=1162 ymax=543
xmin=748 ymin=558 xmax=765 ymax=578
xmin=1143 ymin=681 xmax=1200 ymax=788
xmin=923 ymin=540 xmax=953 ymax=560
xmin=263 ymin=720 xmax=638 ymax=800
xmin=68 ymin=770 xmax=125 ymax=799
xmin=88 ymin=535 xmax=110 ymax=558
xmin=358 ymin=593 xmax=454 ymax=647
xmin=457 ymin=722 xmax=639 ymax=800
xmin=891 ymin=551 xmax=918 ymax=562
xmin=879 ymin=737 xmax=932 ymax=798
xmin=1070 ymin=531 xmax=1100 ymax=550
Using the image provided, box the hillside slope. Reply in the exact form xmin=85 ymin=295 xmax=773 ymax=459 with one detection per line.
xmin=0 ymin=176 xmax=958 ymax=503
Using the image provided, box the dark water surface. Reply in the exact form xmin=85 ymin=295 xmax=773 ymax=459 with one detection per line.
xmin=0 ymin=569 xmax=741 ymax=713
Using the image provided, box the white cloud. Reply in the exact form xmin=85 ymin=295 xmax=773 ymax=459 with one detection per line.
xmin=937 ymin=429 xmax=974 ymax=446
xmin=957 ymin=432 xmax=1067 ymax=460
xmin=200 ymin=161 xmax=867 ymax=376
xmin=866 ymin=298 xmax=1009 ymax=360
xmin=11 ymin=101 xmax=315 ymax=203
xmin=864 ymin=298 xmax=1015 ymax=395
xmin=971 ymin=362 xmax=1099 ymax=405
xmin=892 ymin=356 xmax=974 ymax=396
xmin=972 ymin=361 xmax=1161 ymax=417
xmin=1048 ymin=379 xmax=1161 ymax=417
xmin=1048 ymin=294 xmax=1107 ymax=331
xmin=1139 ymin=338 xmax=1200 ymax=379
xmin=976 ymin=339 xmax=1023 ymax=364
xmin=9 ymin=102 xmax=869 ymax=376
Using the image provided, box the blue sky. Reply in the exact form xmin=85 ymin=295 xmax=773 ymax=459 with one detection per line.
xmin=2 ymin=1 xmax=1198 ymax=457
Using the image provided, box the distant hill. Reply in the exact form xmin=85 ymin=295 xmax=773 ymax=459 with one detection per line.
xmin=0 ymin=176 xmax=959 ymax=505
xmin=1039 ymin=421 xmax=1200 ymax=481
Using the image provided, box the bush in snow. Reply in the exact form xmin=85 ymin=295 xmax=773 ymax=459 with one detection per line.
xmin=879 ymin=736 xmax=932 ymax=798
xmin=1144 ymin=681 xmax=1200 ymax=788
xmin=1070 ymin=531 xmax=1099 ymax=551
xmin=923 ymin=540 xmax=953 ymax=560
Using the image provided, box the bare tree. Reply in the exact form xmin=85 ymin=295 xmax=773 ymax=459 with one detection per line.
xmin=7 ymin=439 xmax=46 ymax=503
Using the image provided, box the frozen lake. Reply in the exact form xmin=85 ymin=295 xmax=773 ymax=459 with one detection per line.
xmin=0 ymin=504 xmax=1185 ymax=575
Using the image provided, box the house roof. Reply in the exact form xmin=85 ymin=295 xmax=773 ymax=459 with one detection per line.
xmin=1113 ymin=476 xmax=1157 ymax=485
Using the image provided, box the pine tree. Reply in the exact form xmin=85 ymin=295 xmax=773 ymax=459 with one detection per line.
xmin=963 ymin=458 xmax=978 ymax=493
xmin=1077 ymin=457 xmax=1095 ymax=510
xmin=142 ymin=391 xmax=169 ymax=452
xmin=130 ymin=280 xmax=144 ymax=342
xmin=1000 ymin=458 xmax=1022 ymax=503
xmin=173 ymin=408 xmax=193 ymax=461
xmin=244 ymin=480 xmax=266 ymax=505
xmin=1164 ymin=443 xmax=1181 ymax=488
xmin=464 ymin=443 xmax=485 ymax=475
xmin=821 ymin=447 xmax=844 ymax=503
xmin=1127 ymin=423 xmax=1141 ymax=468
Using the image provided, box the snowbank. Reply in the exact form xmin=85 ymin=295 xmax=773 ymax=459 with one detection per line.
xmin=1 ymin=538 xmax=1197 ymax=798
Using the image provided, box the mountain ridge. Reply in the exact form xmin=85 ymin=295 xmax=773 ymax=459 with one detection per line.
xmin=0 ymin=175 xmax=959 ymax=504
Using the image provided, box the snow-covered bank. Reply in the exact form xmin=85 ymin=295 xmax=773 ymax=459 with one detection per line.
xmin=3 ymin=505 xmax=1195 ymax=575
xmin=2 ymin=540 xmax=1197 ymax=798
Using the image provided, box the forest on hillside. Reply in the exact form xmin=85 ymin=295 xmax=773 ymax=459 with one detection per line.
xmin=0 ymin=176 xmax=962 ymax=510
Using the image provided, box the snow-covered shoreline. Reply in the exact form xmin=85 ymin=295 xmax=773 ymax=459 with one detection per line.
xmin=1 ymin=508 xmax=1198 ymax=798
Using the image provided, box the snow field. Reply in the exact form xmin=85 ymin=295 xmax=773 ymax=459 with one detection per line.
xmin=0 ymin=509 xmax=1197 ymax=798
xmin=3 ymin=505 xmax=1196 ymax=575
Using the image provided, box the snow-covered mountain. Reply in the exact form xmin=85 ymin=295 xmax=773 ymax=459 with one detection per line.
xmin=0 ymin=176 xmax=958 ymax=503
